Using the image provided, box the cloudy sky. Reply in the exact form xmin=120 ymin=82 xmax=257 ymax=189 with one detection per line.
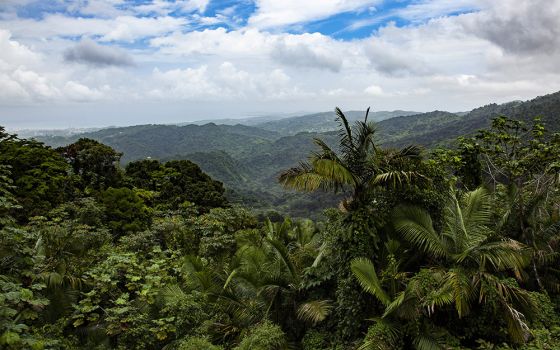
xmin=1 ymin=0 xmax=560 ymax=129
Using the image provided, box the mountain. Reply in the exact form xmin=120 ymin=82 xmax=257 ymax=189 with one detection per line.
xmin=33 ymin=90 xmax=560 ymax=217
xmin=255 ymin=110 xmax=419 ymax=135
xmin=380 ymin=91 xmax=560 ymax=148
xmin=376 ymin=111 xmax=465 ymax=147
xmin=39 ymin=123 xmax=282 ymax=163
xmin=183 ymin=113 xmax=294 ymax=126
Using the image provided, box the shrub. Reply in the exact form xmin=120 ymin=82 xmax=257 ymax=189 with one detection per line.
xmin=234 ymin=321 xmax=287 ymax=350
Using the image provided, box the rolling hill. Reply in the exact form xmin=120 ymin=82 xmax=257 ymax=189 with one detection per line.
xmin=33 ymin=91 xmax=560 ymax=217
xmin=255 ymin=110 xmax=419 ymax=135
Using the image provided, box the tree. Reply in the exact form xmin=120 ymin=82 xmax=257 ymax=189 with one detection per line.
xmin=57 ymin=138 xmax=123 ymax=192
xmin=389 ymin=187 xmax=534 ymax=343
xmin=126 ymin=159 xmax=228 ymax=212
xmin=455 ymin=117 xmax=560 ymax=292
xmin=100 ymin=187 xmax=152 ymax=236
xmin=279 ymin=107 xmax=423 ymax=211
xmin=0 ymin=165 xmax=19 ymax=228
xmin=0 ymin=128 xmax=72 ymax=221
xmin=159 ymin=160 xmax=227 ymax=211
xmin=278 ymin=108 xmax=425 ymax=339
xmin=125 ymin=159 xmax=164 ymax=190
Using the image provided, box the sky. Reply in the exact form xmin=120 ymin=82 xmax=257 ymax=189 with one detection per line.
xmin=1 ymin=0 xmax=560 ymax=130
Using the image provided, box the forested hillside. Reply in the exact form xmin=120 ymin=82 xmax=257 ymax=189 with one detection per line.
xmin=382 ymin=91 xmax=560 ymax=148
xmin=35 ymin=91 xmax=560 ymax=218
xmin=2 ymin=105 xmax=560 ymax=349
xmin=254 ymin=110 xmax=418 ymax=135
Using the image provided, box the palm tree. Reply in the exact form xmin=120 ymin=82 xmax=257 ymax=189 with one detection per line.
xmin=279 ymin=107 xmax=423 ymax=211
xmin=185 ymin=218 xmax=330 ymax=345
xmin=351 ymin=240 xmax=449 ymax=350
xmin=389 ymin=187 xmax=534 ymax=343
xmin=496 ymin=183 xmax=560 ymax=292
xmin=226 ymin=218 xmax=330 ymax=323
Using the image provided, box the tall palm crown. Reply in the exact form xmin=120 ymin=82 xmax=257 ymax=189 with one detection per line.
xmin=392 ymin=188 xmax=534 ymax=343
xmin=351 ymin=188 xmax=535 ymax=346
xmin=279 ymin=107 xmax=422 ymax=210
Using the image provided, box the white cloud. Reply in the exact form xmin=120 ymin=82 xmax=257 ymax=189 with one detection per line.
xmin=249 ymin=0 xmax=380 ymax=28
xmin=135 ymin=0 xmax=210 ymax=15
xmin=64 ymin=81 xmax=105 ymax=101
xmin=151 ymin=28 xmax=346 ymax=72
xmin=0 ymin=30 xmax=59 ymax=103
xmin=271 ymin=34 xmax=343 ymax=72
xmin=0 ymin=29 xmax=39 ymax=67
xmin=2 ymin=14 xmax=187 ymax=42
xmin=364 ymin=84 xmax=384 ymax=96
xmin=150 ymin=62 xmax=299 ymax=100
xmin=395 ymin=0 xmax=484 ymax=22
xmin=2 ymin=0 xmax=560 ymax=127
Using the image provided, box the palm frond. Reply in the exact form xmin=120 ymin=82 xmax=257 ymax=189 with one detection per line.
xmin=502 ymin=302 xmax=531 ymax=344
xmin=351 ymin=257 xmax=391 ymax=306
xmin=278 ymin=162 xmax=332 ymax=192
xmin=382 ymin=291 xmax=406 ymax=318
xmin=474 ymin=239 xmax=529 ymax=272
xmin=371 ymin=171 xmax=424 ymax=188
xmin=393 ymin=206 xmax=447 ymax=258
xmin=414 ymin=335 xmax=443 ymax=350
xmin=335 ymin=107 xmax=354 ymax=154
xmin=442 ymin=269 xmax=473 ymax=318
xmin=266 ymin=238 xmax=301 ymax=285
xmin=311 ymin=158 xmax=355 ymax=187
xmin=357 ymin=318 xmax=401 ymax=350
xmin=296 ymin=300 xmax=332 ymax=324
xmin=312 ymin=138 xmax=340 ymax=160
xmin=460 ymin=187 xmax=492 ymax=231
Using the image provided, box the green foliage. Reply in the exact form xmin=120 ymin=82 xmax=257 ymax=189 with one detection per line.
xmin=3 ymin=108 xmax=560 ymax=350
xmin=0 ymin=128 xmax=71 ymax=221
xmin=194 ymin=206 xmax=257 ymax=261
xmin=177 ymin=336 xmax=223 ymax=350
xmin=100 ymin=187 xmax=153 ymax=236
xmin=301 ymin=328 xmax=330 ymax=350
xmin=391 ymin=188 xmax=536 ymax=344
xmin=71 ymin=249 xmax=178 ymax=349
xmin=0 ymin=277 xmax=50 ymax=350
xmin=57 ymin=138 xmax=123 ymax=192
xmin=234 ymin=321 xmax=288 ymax=350
xmin=0 ymin=165 xmax=20 ymax=228
xmin=361 ymin=321 xmax=404 ymax=350
xmin=126 ymin=159 xmax=228 ymax=212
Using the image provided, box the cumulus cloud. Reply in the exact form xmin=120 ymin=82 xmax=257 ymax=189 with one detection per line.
xmin=460 ymin=0 xmax=560 ymax=54
xmin=1 ymin=14 xmax=186 ymax=42
xmin=2 ymin=0 xmax=560 ymax=125
xmin=365 ymin=41 xmax=430 ymax=77
xmin=151 ymin=28 xmax=345 ymax=72
xmin=271 ymin=36 xmax=343 ymax=72
xmin=64 ymin=81 xmax=106 ymax=101
xmin=64 ymin=39 xmax=134 ymax=67
xmin=150 ymin=62 xmax=299 ymax=100
xmin=0 ymin=30 xmax=59 ymax=103
xmin=364 ymin=84 xmax=385 ymax=96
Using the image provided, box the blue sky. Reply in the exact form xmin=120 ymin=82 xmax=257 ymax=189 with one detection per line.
xmin=0 ymin=0 xmax=559 ymax=129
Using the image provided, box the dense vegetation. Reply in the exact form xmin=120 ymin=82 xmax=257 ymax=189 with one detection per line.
xmin=2 ymin=102 xmax=560 ymax=349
